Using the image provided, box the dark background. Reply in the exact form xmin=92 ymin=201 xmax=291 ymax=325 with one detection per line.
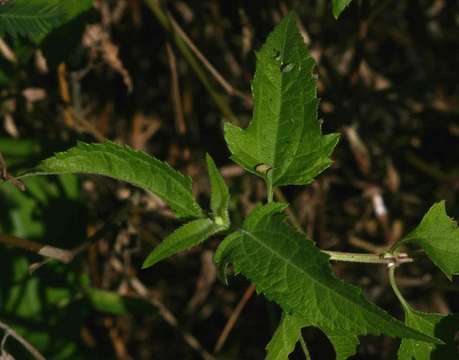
xmin=0 ymin=0 xmax=458 ymax=359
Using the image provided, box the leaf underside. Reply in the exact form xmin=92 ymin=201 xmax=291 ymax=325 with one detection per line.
xmin=142 ymin=218 xmax=224 ymax=269
xmin=215 ymin=203 xmax=440 ymax=358
xmin=21 ymin=141 xmax=203 ymax=219
xmin=394 ymin=201 xmax=459 ymax=280
xmin=224 ymin=14 xmax=339 ymax=188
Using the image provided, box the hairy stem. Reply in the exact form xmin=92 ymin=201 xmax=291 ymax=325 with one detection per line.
xmin=323 ymin=250 xmax=413 ymax=265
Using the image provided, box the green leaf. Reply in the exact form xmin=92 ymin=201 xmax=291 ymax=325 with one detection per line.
xmin=85 ymin=287 xmax=157 ymax=316
xmin=20 ymin=141 xmax=203 ymax=219
xmin=142 ymin=218 xmax=225 ymax=269
xmin=332 ymin=0 xmax=353 ymax=19
xmin=215 ymin=203 xmax=440 ymax=349
xmin=41 ymin=0 xmax=94 ymax=67
xmin=0 ymin=0 xmax=63 ymax=39
xmin=265 ymin=313 xmax=302 ymax=360
xmin=325 ymin=330 xmax=359 ymax=359
xmin=398 ymin=308 xmax=459 ymax=359
xmin=206 ymin=154 xmax=230 ymax=228
xmin=266 ymin=313 xmax=359 ymax=360
xmin=224 ymin=14 xmax=339 ymax=188
xmin=0 ymin=0 xmax=92 ymax=41
xmin=393 ymin=201 xmax=459 ymax=280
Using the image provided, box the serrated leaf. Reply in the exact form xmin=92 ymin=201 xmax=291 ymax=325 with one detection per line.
xmin=206 ymin=154 xmax=230 ymax=228
xmin=0 ymin=0 xmax=92 ymax=41
xmin=224 ymin=14 xmax=339 ymax=188
xmin=20 ymin=141 xmax=203 ymax=219
xmin=326 ymin=330 xmax=359 ymax=359
xmin=215 ymin=203 xmax=440 ymax=348
xmin=142 ymin=218 xmax=225 ymax=269
xmin=265 ymin=313 xmax=302 ymax=360
xmin=398 ymin=307 xmax=459 ymax=359
xmin=332 ymin=0 xmax=353 ymax=19
xmin=393 ymin=201 xmax=459 ymax=280
xmin=266 ymin=313 xmax=359 ymax=360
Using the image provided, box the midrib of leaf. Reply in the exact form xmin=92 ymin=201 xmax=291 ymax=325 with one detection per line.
xmin=21 ymin=142 xmax=202 ymax=219
xmin=258 ymin=20 xmax=289 ymax=169
xmin=69 ymin=149 xmax=192 ymax=216
xmin=243 ymin=229 xmax=374 ymax=315
xmin=0 ymin=13 xmax=58 ymax=20
xmin=219 ymin=205 xmax=441 ymax=342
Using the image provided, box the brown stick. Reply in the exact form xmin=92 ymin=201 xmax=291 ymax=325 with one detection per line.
xmin=0 ymin=319 xmax=46 ymax=360
xmin=166 ymin=12 xmax=250 ymax=102
xmin=0 ymin=234 xmax=73 ymax=263
xmin=127 ymin=270 xmax=216 ymax=360
xmin=214 ymin=283 xmax=256 ymax=353
xmin=166 ymin=42 xmax=186 ymax=134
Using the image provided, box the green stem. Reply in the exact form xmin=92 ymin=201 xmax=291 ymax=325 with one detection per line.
xmin=267 ymin=182 xmax=274 ymax=204
xmin=388 ymin=266 xmax=411 ymax=311
xmin=298 ymin=335 xmax=311 ymax=360
xmin=323 ymin=251 xmax=413 ymax=265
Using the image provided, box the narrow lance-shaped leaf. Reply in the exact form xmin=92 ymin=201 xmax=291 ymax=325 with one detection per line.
xmin=142 ymin=218 xmax=225 ymax=269
xmin=215 ymin=203 xmax=441 ymax=353
xmin=332 ymin=0 xmax=353 ymax=19
xmin=206 ymin=154 xmax=230 ymax=228
xmin=392 ymin=201 xmax=459 ymax=280
xmin=20 ymin=141 xmax=203 ymax=219
xmin=224 ymin=14 xmax=339 ymax=189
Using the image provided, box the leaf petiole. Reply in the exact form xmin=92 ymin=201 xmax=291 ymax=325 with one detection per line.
xmin=323 ymin=251 xmax=413 ymax=265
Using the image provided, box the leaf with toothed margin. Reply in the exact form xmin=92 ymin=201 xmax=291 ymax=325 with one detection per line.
xmin=224 ymin=13 xmax=339 ymax=190
xmin=398 ymin=306 xmax=459 ymax=359
xmin=392 ymin=201 xmax=459 ymax=280
xmin=266 ymin=313 xmax=359 ymax=360
xmin=19 ymin=141 xmax=204 ymax=219
xmin=142 ymin=218 xmax=225 ymax=269
xmin=265 ymin=313 xmax=302 ymax=360
xmin=214 ymin=203 xmax=441 ymax=356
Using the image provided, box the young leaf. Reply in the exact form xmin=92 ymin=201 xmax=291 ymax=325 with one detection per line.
xmin=215 ymin=203 xmax=440 ymax=348
xmin=332 ymin=0 xmax=353 ymax=19
xmin=206 ymin=154 xmax=230 ymax=228
xmin=392 ymin=201 xmax=459 ymax=280
xmin=398 ymin=308 xmax=459 ymax=359
xmin=224 ymin=14 xmax=339 ymax=188
xmin=142 ymin=218 xmax=225 ymax=269
xmin=20 ymin=141 xmax=203 ymax=219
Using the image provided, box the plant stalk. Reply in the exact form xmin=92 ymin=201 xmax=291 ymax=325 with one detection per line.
xmin=388 ymin=266 xmax=411 ymax=311
xmin=323 ymin=250 xmax=413 ymax=265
